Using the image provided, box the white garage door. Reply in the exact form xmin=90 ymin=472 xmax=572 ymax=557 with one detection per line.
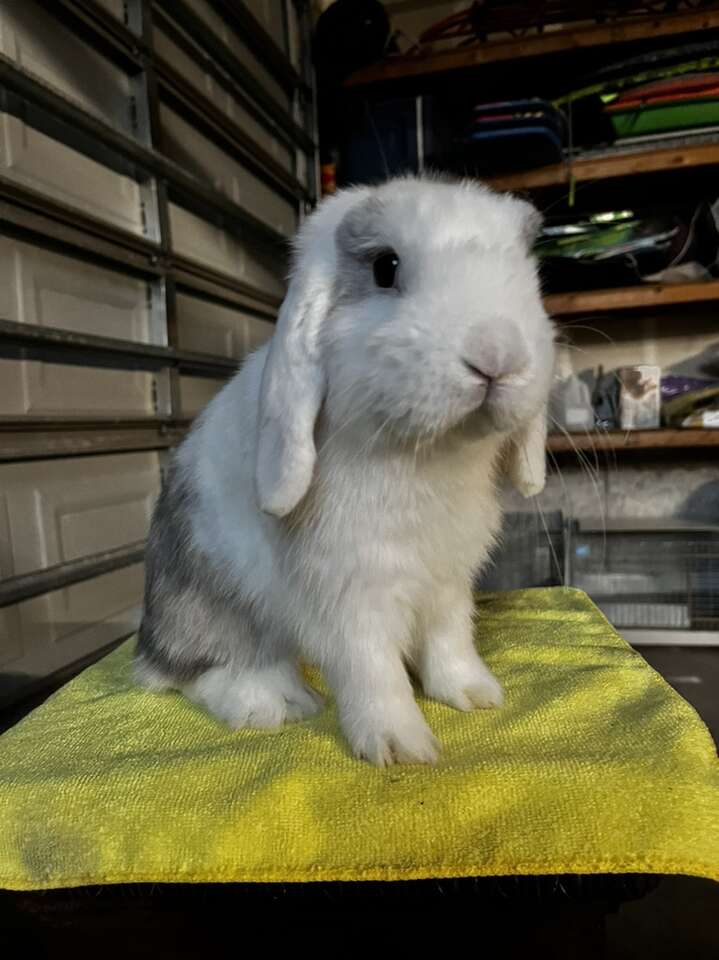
xmin=0 ymin=0 xmax=316 ymax=705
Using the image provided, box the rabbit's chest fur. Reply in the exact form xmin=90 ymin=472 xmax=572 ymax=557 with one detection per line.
xmin=283 ymin=435 xmax=505 ymax=650
xmin=300 ymin=427 xmax=505 ymax=587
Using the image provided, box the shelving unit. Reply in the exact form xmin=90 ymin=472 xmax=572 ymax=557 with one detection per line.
xmin=346 ymin=9 xmax=719 ymax=87
xmin=544 ymin=276 xmax=719 ymax=455
xmin=548 ymin=428 xmax=719 ymax=455
xmin=346 ymin=5 xmax=719 ymax=206
xmin=343 ymin=7 xmax=719 ymax=459
xmin=544 ymin=279 xmax=719 ymax=316
xmin=488 ymin=141 xmax=719 ymax=191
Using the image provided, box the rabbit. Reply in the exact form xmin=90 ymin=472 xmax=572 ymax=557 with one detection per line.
xmin=135 ymin=175 xmax=555 ymax=766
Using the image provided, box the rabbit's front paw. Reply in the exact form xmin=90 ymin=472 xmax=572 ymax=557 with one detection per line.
xmin=423 ymin=655 xmax=504 ymax=712
xmin=345 ymin=704 xmax=440 ymax=766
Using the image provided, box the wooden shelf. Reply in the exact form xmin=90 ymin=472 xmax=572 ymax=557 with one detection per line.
xmin=548 ymin=428 xmax=719 ymax=454
xmin=487 ymin=141 xmax=719 ymax=191
xmin=543 ymin=280 xmax=719 ymax=316
xmin=346 ymin=9 xmax=719 ymax=87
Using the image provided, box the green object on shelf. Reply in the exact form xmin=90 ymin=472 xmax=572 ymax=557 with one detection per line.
xmin=555 ymin=55 xmax=719 ymax=107
xmin=610 ymin=100 xmax=719 ymax=138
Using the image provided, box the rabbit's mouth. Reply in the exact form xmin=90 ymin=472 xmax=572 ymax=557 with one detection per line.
xmin=461 ymin=361 xmax=533 ymax=421
xmin=461 ymin=359 xmax=492 ymax=385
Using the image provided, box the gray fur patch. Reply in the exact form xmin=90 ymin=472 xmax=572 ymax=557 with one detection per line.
xmin=335 ymin=194 xmax=386 ymax=258
xmin=333 ymin=196 xmax=400 ymax=307
xmin=136 ymin=459 xmax=274 ymax=686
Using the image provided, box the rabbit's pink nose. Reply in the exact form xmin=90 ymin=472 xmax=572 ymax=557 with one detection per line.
xmin=463 ymin=320 xmax=529 ymax=380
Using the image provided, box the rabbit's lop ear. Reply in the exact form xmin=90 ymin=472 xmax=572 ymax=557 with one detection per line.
xmin=255 ymin=264 xmax=328 ymax=518
xmin=256 ymin=188 xmax=373 ymax=517
xmin=506 ymin=406 xmax=548 ymax=498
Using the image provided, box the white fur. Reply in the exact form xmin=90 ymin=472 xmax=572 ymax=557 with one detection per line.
xmin=170 ymin=177 xmax=555 ymax=765
xmin=185 ymin=662 xmax=322 ymax=729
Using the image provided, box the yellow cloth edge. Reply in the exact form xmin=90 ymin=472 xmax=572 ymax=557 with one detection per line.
xmin=2 ymin=859 xmax=718 ymax=891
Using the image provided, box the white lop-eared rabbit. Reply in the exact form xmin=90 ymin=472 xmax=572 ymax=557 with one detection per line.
xmin=135 ymin=176 xmax=555 ymax=765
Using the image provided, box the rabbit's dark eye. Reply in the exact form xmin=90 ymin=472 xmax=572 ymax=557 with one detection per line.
xmin=372 ymin=250 xmax=399 ymax=289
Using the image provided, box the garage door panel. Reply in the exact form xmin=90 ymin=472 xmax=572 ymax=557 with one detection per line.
xmin=0 ymin=452 xmax=161 ymax=576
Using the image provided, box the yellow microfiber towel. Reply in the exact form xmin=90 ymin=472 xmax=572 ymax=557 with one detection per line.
xmin=0 ymin=587 xmax=717 ymax=890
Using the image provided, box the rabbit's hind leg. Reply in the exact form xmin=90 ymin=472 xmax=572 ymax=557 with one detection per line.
xmin=184 ymin=659 xmax=323 ymax=729
xmin=137 ymin=595 xmax=322 ymax=729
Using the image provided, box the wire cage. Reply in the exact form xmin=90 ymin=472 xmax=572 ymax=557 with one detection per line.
xmin=568 ymin=518 xmax=719 ymax=643
xmin=477 ymin=510 xmax=565 ymax=592
xmin=478 ymin=514 xmax=719 ymax=645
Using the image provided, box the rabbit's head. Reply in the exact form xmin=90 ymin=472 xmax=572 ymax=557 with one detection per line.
xmin=256 ymin=177 xmax=555 ymax=517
